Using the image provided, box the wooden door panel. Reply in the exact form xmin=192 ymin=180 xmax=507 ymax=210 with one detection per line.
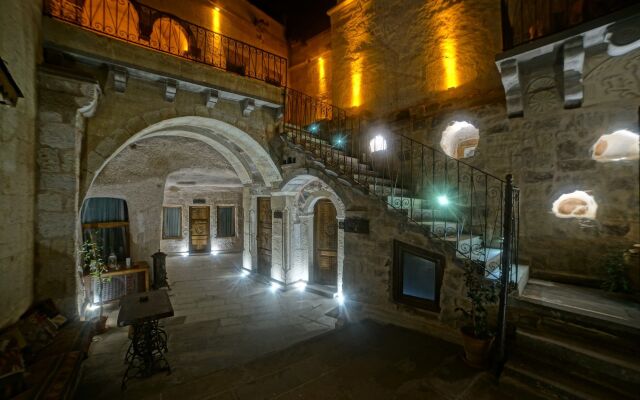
xmin=189 ymin=206 xmax=210 ymax=253
xmin=314 ymin=200 xmax=338 ymax=285
xmin=257 ymin=197 xmax=272 ymax=277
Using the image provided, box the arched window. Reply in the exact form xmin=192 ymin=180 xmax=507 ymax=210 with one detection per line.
xmin=551 ymin=191 xmax=598 ymax=220
xmin=81 ymin=0 xmax=140 ymax=41
xmin=81 ymin=197 xmax=130 ymax=264
xmin=150 ymin=17 xmax=190 ymax=56
xmin=440 ymin=121 xmax=479 ymax=159
xmin=370 ymin=135 xmax=387 ymax=153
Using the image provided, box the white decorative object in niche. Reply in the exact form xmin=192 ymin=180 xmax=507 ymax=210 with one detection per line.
xmin=591 ymin=130 xmax=639 ymax=162
xmin=440 ymin=121 xmax=479 ymax=159
xmin=552 ymin=191 xmax=598 ymax=220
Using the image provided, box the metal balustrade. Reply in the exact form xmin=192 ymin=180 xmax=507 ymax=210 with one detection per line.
xmin=43 ymin=0 xmax=287 ymax=86
xmin=284 ymin=88 xmax=520 ymax=284
xmin=501 ymin=0 xmax=637 ymax=50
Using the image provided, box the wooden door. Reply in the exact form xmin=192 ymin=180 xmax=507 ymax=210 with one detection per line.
xmin=189 ymin=206 xmax=210 ymax=254
xmin=257 ymin=197 xmax=272 ymax=277
xmin=314 ymin=199 xmax=338 ymax=285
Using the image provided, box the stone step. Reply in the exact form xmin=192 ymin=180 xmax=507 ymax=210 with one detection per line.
xmin=512 ymin=327 xmax=640 ymax=396
xmin=502 ymin=352 xmax=636 ymax=400
xmin=368 ymin=184 xmax=411 ymax=197
xmin=511 ymin=280 xmax=640 ymax=346
xmin=352 ymin=174 xmax=393 ymax=186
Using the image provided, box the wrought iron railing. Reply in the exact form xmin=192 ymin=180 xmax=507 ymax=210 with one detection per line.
xmin=501 ymin=0 xmax=637 ymax=50
xmin=284 ymin=88 xmax=520 ymax=284
xmin=43 ymin=0 xmax=287 ymax=86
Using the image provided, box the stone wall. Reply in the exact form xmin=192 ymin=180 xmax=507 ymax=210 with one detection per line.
xmin=327 ymin=0 xmax=502 ymax=114
xmin=289 ymin=30 xmax=332 ymax=101
xmin=161 ymin=187 xmax=244 ymax=254
xmin=389 ymin=48 xmax=640 ymax=284
xmin=0 ymin=1 xmax=41 ymax=328
xmin=277 ymin=144 xmax=469 ymax=343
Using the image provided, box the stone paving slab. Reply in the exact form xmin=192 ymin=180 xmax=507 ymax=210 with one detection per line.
xmin=161 ymin=320 xmax=545 ymax=400
xmin=76 ymin=254 xmax=337 ymax=400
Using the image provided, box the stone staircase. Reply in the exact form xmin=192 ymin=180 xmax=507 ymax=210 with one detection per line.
xmin=283 ymin=128 xmax=528 ymax=287
xmin=501 ymin=279 xmax=640 ymax=399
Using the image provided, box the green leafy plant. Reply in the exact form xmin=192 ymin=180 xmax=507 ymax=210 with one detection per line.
xmin=456 ymin=261 xmax=499 ymax=339
xmin=601 ymin=250 xmax=630 ymax=293
xmin=80 ymin=234 xmax=110 ymax=320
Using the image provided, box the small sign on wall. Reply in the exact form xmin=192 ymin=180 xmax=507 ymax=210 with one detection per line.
xmin=340 ymin=218 xmax=369 ymax=234
xmin=273 ymin=211 xmax=283 ymax=219
xmin=193 ymin=199 xmax=206 ymax=204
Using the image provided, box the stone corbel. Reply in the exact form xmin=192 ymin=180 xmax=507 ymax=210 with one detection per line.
xmin=241 ymin=98 xmax=255 ymax=117
xmin=77 ymin=84 xmax=101 ymax=118
xmin=164 ymin=79 xmax=177 ymax=102
xmin=113 ymin=68 xmax=127 ymax=93
xmin=563 ymin=36 xmax=585 ymax=109
xmin=605 ymin=15 xmax=640 ymax=57
xmin=498 ymin=59 xmax=523 ymax=118
xmin=206 ymin=89 xmax=219 ymax=108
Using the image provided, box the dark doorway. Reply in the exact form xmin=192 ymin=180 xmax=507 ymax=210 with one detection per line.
xmin=257 ymin=197 xmax=272 ymax=277
xmin=313 ymin=199 xmax=338 ymax=285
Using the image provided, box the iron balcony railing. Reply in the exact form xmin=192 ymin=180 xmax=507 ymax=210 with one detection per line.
xmin=43 ymin=0 xmax=287 ymax=87
xmin=283 ymin=89 xmax=520 ymax=285
xmin=501 ymin=0 xmax=637 ymax=50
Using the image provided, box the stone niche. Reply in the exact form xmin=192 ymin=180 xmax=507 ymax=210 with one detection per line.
xmin=591 ymin=130 xmax=639 ymax=162
xmin=440 ymin=121 xmax=479 ymax=159
xmin=551 ymin=190 xmax=598 ymax=220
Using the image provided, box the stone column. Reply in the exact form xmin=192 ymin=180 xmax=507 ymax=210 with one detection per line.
xmin=298 ymin=213 xmax=314 ymax=283
xmin=337 ymin=217 xmax=345 ymax=295
xmin=35 ymin=70 xmax=100 ymax=317
xmin=242 ymin=185 xmax=256 ymax=271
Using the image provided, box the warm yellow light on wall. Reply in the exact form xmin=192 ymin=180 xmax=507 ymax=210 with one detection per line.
xmin=318 ymin=56 xmax=327 ymax=95
xmin=212 ymin=7 xmax=221 ymax=33
xmin=351 ymin=58 xmax=362 ymax=108
xmin=441 ymin=38 xmax=458 ymax=89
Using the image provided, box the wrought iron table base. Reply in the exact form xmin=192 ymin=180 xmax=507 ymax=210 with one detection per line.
xmin=121 ymin=320 xmax=170 ymax=390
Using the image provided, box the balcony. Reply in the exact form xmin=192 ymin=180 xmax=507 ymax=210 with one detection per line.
xmin=43 ymin=0 xmax=287 ymax=87
xmin=501 ymin=0 xmax=638 ymax=51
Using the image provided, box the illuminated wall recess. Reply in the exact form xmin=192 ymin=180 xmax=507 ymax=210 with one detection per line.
xmin=552 ymin=191 xmax=598 ymax=220
xmin=440 ymin=121 xmax=479 ymax=159
xmin=591 ymin=130 xmax=639 ymax=162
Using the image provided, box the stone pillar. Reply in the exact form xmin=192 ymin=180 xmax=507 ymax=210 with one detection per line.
xmin=242 ymin=185 xmax=256 ymax=271
xmin=298 ymin=213 xmax=314 ymax=283
xmin=35 ymin=70 xmax=100 ymax=317
xmin=337 ymin=217 xmax=345 ymax=295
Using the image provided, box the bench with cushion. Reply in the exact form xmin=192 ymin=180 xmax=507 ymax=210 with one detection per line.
xmin=0 ymin=300 xmax=94 ymax=400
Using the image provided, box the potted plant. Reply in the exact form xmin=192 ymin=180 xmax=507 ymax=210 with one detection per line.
xmin=80 ymin=235 xmax=110 ymax=333
xmin=456 ymin=261 xmax=499 ymax=368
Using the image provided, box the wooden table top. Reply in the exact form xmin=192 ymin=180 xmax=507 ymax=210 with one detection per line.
xmin=117 ymin=290 xmax=174 ymax=327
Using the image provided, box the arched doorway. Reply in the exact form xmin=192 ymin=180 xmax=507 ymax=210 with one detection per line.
xmin=313 ymin=199 xmax=338 ymax=286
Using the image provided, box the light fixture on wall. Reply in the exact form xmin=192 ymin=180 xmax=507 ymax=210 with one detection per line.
xmin=437 ymin=195 xmax=450 ymax=206
xmin=369 ymin=135 xmax=387 ymax=153
xmin=270 ymin=282 xmax=281 ymax=292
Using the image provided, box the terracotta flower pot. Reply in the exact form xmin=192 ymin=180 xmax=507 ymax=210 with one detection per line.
xmin=93 ymin=316 xmax=108 ymax=334
xmin=460 ymin=327 xmax=494 ymax=369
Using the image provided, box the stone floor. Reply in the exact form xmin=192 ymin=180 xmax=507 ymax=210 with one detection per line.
xmin=76 ymin=253 xmax=542 ymax=399
xmin=150 ymin=321 xmax=542 ymax=400
xmin=519 ymin=278 xmax=640 ymax=329
xmin=76 ymin=254 xmax=338 ymax=399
